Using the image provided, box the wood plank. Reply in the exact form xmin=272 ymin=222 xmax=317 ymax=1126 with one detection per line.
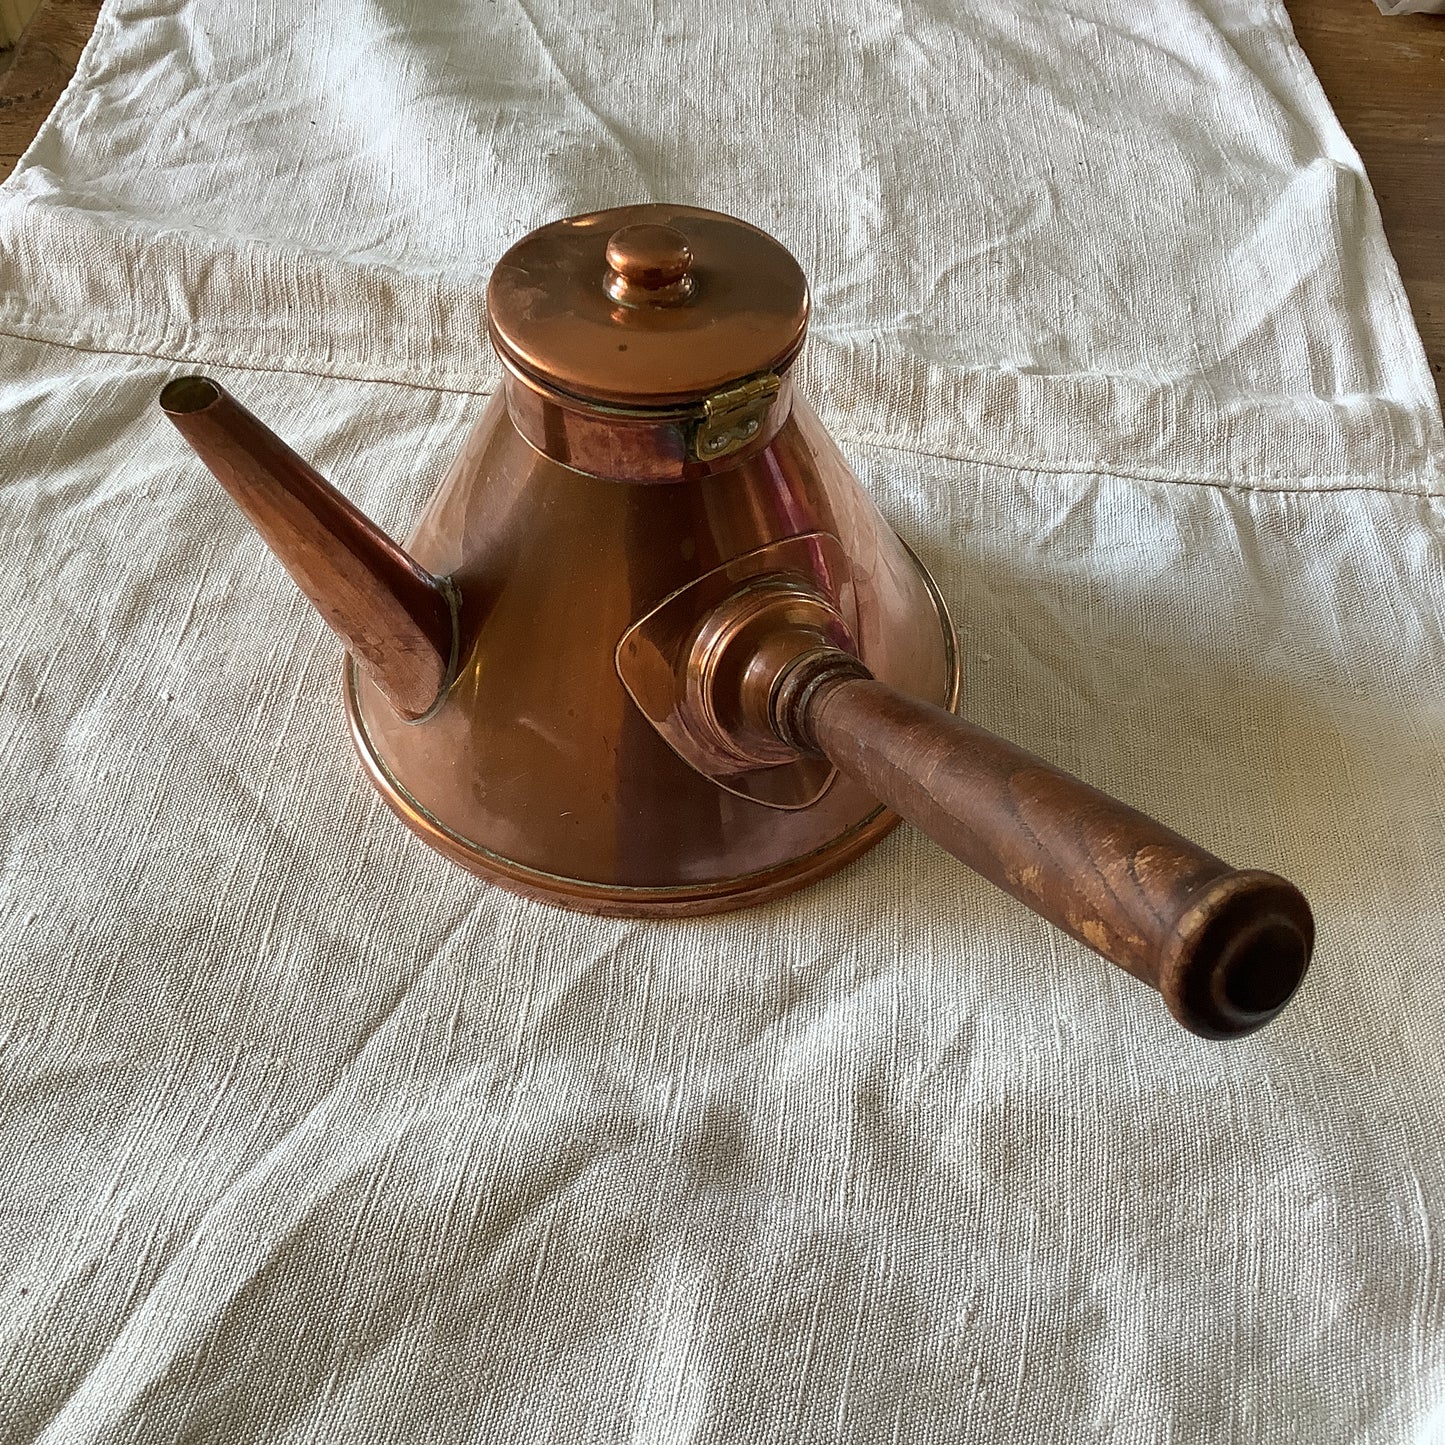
xmin=1284 ymin=0 xmax=1445 ymax=402
xmin=0 ymin=0 xmax=102 ymax=177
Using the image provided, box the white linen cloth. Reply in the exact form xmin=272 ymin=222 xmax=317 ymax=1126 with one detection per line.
xmin=1 ymin=2 xmax=1443 ymax=1440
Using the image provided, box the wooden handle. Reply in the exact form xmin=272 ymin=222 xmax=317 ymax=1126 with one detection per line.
xmin=785 ymin=665 xmax=1313 ymax=1038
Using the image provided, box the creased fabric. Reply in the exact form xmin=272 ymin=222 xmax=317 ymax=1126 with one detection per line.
xmin=0 ymin=2 xmax=1443 ymax=1443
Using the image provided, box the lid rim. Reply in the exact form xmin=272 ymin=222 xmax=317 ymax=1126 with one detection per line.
xmin=486 ymin=204 xmax=810 ymax=411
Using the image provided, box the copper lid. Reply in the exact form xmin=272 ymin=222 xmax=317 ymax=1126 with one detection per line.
xmin=487 ymin=204 xmax=810 ymax=410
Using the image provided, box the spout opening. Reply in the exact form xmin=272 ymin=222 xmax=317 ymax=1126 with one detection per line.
xmin=160 ymin=375 xmax=223 ymax=415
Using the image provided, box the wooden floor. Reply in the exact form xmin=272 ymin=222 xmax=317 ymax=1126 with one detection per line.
xmin=0 ymin=0 xmax=97 ymax=177
xmin=1 ymin=0 xmax=1441 ymax=402
xmin=1287 ymin=2 xmax=1444 ymax=402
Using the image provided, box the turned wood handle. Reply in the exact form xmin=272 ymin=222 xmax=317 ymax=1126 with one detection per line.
xmin=784 ymin=665 xmax=1313 ymax=1038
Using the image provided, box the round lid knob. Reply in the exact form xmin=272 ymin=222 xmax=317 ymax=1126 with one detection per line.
xmin=487 ymin=205 xmax=810 ymax=409
xmin=604 ymin=223 xmax=695 ymax=306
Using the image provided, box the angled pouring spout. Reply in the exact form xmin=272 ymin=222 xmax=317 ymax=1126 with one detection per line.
xmin=159 ymin=376 xmax=457 ymax=720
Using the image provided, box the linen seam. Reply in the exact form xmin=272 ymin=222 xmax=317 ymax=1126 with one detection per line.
xmin=5 ymin=321 xmax=1442 ymax=500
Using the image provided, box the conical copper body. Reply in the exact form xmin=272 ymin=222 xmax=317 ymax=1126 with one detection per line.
xmin=344 ymin=385 xmax=958 ymax=914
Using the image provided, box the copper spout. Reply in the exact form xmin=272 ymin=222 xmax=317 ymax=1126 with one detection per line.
xmin=160 ymin=377 xmax=456 ymax=720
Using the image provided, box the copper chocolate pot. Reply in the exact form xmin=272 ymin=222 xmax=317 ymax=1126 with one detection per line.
xmin=160 ymin=204 xmax=1314 ymax=1039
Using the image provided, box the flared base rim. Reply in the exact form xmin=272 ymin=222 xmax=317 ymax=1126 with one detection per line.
xmin=344 ymin=535 xmax=959 ymax=917
xmin=347 ymin=718 xmax=907 ymax=917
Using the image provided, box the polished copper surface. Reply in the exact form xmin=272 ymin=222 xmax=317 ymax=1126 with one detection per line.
xmin=159 ymin=376 xmax=456 ymax=720
xmin=345 ymin=719 xmax=908 ymax=918
xmin=346 ymin=389 xmax=957 ymax=899
xmin=604 ymin=223 xmax=696 ymax=308
xmin=616 ymin=534 xmax=861 ymax=808
xmin=497 ymin=351 xmax=791 ymax=483
xmin=487 ymin=204 xmax=809 ymax=408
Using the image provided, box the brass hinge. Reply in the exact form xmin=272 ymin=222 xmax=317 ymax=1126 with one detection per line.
xmin=691 ymin=373 xmax=781 ymax=462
